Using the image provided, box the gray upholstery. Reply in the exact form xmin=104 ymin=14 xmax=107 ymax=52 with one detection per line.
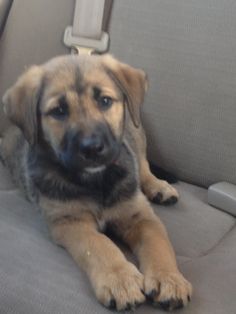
xmin=0 ymin=162 xmax=236 ymax=314
xmin=156 ymin=182 xmax=235 ymax=258
xmin=0 ymin=0 xmax=236 ymax=313
xmin=0 ymin=0 xmax=13 ymax=38
xmin=109 ymin=0 xmax=236 ymax=187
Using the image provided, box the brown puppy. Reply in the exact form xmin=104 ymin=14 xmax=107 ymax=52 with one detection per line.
xmin=1 ymin=54 xmax=191 ymax=311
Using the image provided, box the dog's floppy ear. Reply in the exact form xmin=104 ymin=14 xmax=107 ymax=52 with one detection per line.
xmin=103 ymin=55 xmax=148 ymax=127
xmin=2 ymin=66 xmax=44 ymax=145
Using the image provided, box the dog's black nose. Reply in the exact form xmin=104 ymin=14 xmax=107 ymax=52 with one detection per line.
xmin=79 ymin=135 xmax=105 ymax=159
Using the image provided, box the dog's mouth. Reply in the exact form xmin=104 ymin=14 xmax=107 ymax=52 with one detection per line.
xmin=57 ymin=140 xmax=121 ymax=175
xmin=83 ymin=148 xmax=121 ymax=174
xmin=85 ymin=143 xmax=121 ymax=169
xmin=84 ymin=165 xmax=107 ymax=174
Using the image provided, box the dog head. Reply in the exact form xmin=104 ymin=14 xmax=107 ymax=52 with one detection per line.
xmin=2 ymin=54 xmax=147 ymax=173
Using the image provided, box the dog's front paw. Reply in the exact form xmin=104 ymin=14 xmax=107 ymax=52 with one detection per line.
xmin=143 ymin=177 xmax=179 ymax=205
xmin=144 ymin=271 xmax=192 ymax=311
xmin=152 ymin=180 xmax=179 ymax=205
xmin=92 ymin=261 xmax=145 ymax=311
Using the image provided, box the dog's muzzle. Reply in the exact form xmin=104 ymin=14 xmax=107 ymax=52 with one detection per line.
xmin=59 ymin=124 xmax=120 ymax=171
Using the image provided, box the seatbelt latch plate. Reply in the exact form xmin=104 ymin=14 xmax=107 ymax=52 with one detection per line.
xmin=64 ymin=26 xmax=109 ymax=54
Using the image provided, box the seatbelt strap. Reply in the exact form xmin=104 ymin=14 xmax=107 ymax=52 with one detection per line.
xmin=64 ymin=0 xmax=112 ymax=54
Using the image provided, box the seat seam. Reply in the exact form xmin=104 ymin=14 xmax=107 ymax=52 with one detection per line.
xmin=177 ymin=222 xmax=236 ymax=268
xmin=198 ymin=220 xmax=236 ymax=257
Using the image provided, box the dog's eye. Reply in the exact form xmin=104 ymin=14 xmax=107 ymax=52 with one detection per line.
xmin=98 ymin=96 xmax=113 ymax=110
xmin=49 ymin=98 xmax=69 ymax=120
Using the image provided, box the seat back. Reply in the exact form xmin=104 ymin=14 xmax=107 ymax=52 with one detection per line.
xmin=108 ymin=0 xmax=236 ymax=187
xmin=1 ymin=0 xmax=236 ymax=187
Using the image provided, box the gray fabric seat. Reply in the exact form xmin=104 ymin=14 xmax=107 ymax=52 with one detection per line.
xmin=0 ymin=162 xmax=236 ymax=314
xmin=1 ymin=0 xmax=236 ymax=313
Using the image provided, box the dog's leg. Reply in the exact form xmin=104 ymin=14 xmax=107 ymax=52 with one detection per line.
xmin=111 ymin=193 xmax=192 ymax=311
xmin=51 ymin=213 xmax=145 ymax=311
xmin=129 ymin=124 xmax=179 ymax=204
xmin=140 ymin=157 xmax=179 ymax=205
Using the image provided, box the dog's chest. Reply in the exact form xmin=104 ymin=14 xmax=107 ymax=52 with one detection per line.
xmin=78 ymin=162 xmax=137 ymax=207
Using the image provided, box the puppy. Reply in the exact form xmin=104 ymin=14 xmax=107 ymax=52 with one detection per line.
xmin=1 ymin=54 xmax=192 ymax=311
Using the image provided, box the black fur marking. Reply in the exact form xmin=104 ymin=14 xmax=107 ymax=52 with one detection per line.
xmin=46 ymin=95 xmax=69 ymax=120
xmin=146 ymin=289 xmax=158 ymax=300
xmin=59 ymin=123 xmax=121 ymax=171
xmin=28 ymin=143 xmax=138 ymax=207
xmin=108 ymin=299 xmax=116 ymax=310
xmin=163 ymin=196 xmax=178 ymax=205
xmin=149 ymin=162 xmax=178 ymax=184
xmin=75 ymin=68 xmax=85 ymax=95
xmin=152 ymin=194 xmax=178 ymax=206
xmin=93 ymin=86 xmax=101 ymax=101
xmin=157 ymin=298 xmax=184 ymax=311
xmin=152 ymin=192 xmax=163 ymax=204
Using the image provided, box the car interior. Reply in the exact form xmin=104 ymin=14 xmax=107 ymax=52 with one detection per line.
xmin=0 ymin=1 xmax=236 ymax=313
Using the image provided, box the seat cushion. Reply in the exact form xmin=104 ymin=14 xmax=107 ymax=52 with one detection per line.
xmin=0 ymin=160 xmax=16 ymax=190
xmin=0 ymin=162 xmax=235 ymax=314
xmin=156 ymin=182 xmax=235 ymax=258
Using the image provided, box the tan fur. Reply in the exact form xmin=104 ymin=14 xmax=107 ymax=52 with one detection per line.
xmin=102 ymin=55 xmax=147 ymax=127
xmin=1 ymin=54 xmax=191 ymax=311
xmin=3 ymin=66 xmax=44 ymax=144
